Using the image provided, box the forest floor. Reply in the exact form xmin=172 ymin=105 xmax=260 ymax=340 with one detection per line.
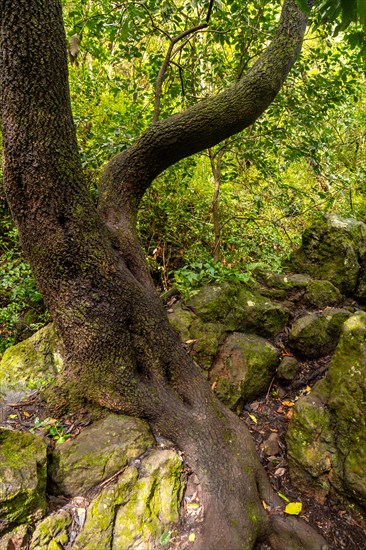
xmin=2 ymin=331 xmax=366 ymax=549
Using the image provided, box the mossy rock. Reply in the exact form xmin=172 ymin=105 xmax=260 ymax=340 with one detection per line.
xmin=74 ymin=449 xmax=184 ymax=550
xmin=0 ymin=429 xmax=47 ymax=533
xmin=225 ymin=287 xmax=289 ymax=338
xmin=48 ymin=414 xmax=155 ymax=497
xmin=185 ymin=283 xmax=237 ymax=322
xmin=289 ymin=308 xmax=351 ymax=358
xmin=277 ymin=356 xmax=301 ymax=382
xmin=0 ymin=324 xmax=63 ymax=404
xmin=304 ymin=279 xmax=342 ymax=309
xmin=0 ymin=524 xmax=29 ymax=550
xmin=289 ymin=214 xmax=366 ymax=296
xmin=188 ymin=318 xmax=226 ymax=370
xmin=30 ymin=510 xmax=72 ymax=550
xmin=260 ymin=272 xmax=312 ymax=291
xmin=167 ymin=304 xmax=196 ymax=342
xmin=210 ymin=333 xmax=280 ymax=410
xmin=287 ymin=312 xmax=366 ymax=507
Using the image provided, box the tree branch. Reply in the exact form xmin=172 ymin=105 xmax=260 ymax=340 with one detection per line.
xmin=99 ymin=0 xmax=310 ymax=232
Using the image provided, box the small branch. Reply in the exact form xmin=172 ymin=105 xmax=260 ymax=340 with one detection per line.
xmin=206 ymin=0 xmax=215 ymax=24
xmin=153 ymin=23 xmax=208 ymax=123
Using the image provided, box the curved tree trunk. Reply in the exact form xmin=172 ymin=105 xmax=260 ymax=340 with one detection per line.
xmin=0 ymin=1 xmax=326 ymax=548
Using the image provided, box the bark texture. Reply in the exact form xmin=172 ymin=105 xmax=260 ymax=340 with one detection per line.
xmin=1 ymin=1 xmax=327 ymax=548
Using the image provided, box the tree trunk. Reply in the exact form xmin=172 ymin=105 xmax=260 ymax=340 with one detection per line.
xmin=0 ymin=0 xmax=327 ymax=548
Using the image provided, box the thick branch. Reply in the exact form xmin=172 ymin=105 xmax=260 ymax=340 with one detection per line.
xmin=99 ymin=0 xmax=310 ymax=227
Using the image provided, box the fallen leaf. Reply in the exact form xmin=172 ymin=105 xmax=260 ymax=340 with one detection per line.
xmin=160 ymin=531 xmax=171 ymax=546
xmin=8 ymin=414 xmax=17 ymax=419
xmin=23 ymin=411 xmax=31 ymax=417
xmin=189 ymin=533 xmax=196 ymax=542
xmin=281 ymin=400 xmax=294 ymax=407
xmin=285 ymin=409 xmax=293 ymax=420
xmin=211 ymin=381 xmax=218 ymax=391
xmin=306 ymin=385 xmax=312 ymax=393
xmin=285 ymin=502 xmax=302 ymax=515
xmin=261 ymin=499 xmax=269 ymax=510
xmin=185 ymin=339 xmax=197 ymax=344
xmin=277 ymin=492 xmax=290 ymax=503
xmin=248 ymin=414 xmax=257 ymax=423
xmin=274 ymin=467 xmax=286 ymax=477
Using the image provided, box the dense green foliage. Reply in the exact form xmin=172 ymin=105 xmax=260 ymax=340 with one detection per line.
xmin=1 ymin=0 xmax=366 ymax=352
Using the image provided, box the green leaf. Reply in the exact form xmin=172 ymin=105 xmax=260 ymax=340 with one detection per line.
xmin=295 ymin=0 xmax=311 ymax=14
xmin=160 ymin=531 xmax=171 ymax=546
xmin=285 ymin=502 xmax=303 ymax=515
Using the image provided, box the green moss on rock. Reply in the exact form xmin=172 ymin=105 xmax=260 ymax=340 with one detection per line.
xmin=289 ymin=308 xmax=350 ymax=357
xmin=112 ymin=449 xmax=184 ymax=549
xmin=0 ymin=324 xmax=62 ymax=403
xmin=0 ymin=429 xmax=47 ymax=533
xmin=74 ymin=449 xmax=184 ymax=550
xmin=287 ymin=312 xmax=366 ymax=508
xmin=74 ymin=467 xmax=139 ymax=549
xmin=185 ymin=283 xmax=237 ymax=322
xmin=289 ymin=214 xmax=366 ymax=296
xmin=210 ymin=333 xmax=280 ymax=410
xmin=30 ymin=510 xmax=72 ymax=550
xmin=48 ymin=414 xmax=155 ymax=497
xmin=304 ymin=280 xmax=342 ymax=308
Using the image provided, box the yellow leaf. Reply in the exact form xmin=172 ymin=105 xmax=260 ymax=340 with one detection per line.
xmin=185 ymin=339 xmax=197 ymax=344
xmin=281 ymin=400 xmax=294 ymax=407
xmin=23 ymin=411 xmax=31 ymax=417
xmin=306 ymin=385 xmax=312 ymax=393
xmin=188 ymin=533 xmax=196 ymax=542
xmin=285 ymin=502 xmax=302 ymax=515
xmin=261 ymin=499 xmax=269 ymax=510
xmin=8 ymin=414 xmax=17 ymax=419
xmin=277 ymin=492 xmax=290 ymax=503
xmin=249 ymin=414 xmax=257 ymax=423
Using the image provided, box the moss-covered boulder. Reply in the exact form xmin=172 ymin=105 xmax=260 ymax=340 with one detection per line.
xmin=0 ymin=324 xmax=62 ymax=404
xmin=74 ymin=449 xmax=184 ymax=550
xmin=0 ymin=429 xmax=47 ymax=533
xmin=30 ymin=510 xmax=72 ymax=550
xmin=184 ymin=283 xmax=288 ymax=338
xmin=256 ymin=273 xmax=310 ymax=301
xmin=289 ymin=214 xmax=366 ymax=296
xmin=287 ymin=312 xmax=366 ymax=507
xmin=185 ymin=283 xmax=237 ymax=322
xmin=210 ymin=333 xmax=280 ymax=410
xmin=304 ymin=279 xmax=342 ymax=309
xmin=289 ymin=308 xmax=351 ymax=358
xmin=48 ymin=414 xmax=155 ymax=497
xmin=225 ymin=287 xmax=289 ymax=338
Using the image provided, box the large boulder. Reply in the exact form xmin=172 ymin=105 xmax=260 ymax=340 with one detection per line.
xmin=287 ymin=312 xmax=366 ymax=507
xmin=0 ymin=429 xmax=47 ymax=533
xmin=288 ymin=308 xmax=351 ymax=358
xmin=289 ymin=214 xmax=366 ymax=297
xmin=0 ymin=324 xmax=62 ymax=405
xmin=185 ymin=284 xmax=288 ymax=338
xmin=210 ymin=333 xmax=280 ymax=410
xmin=48 ymin=415 xmax=155 ymax=497
xmin=28 ymin=449 xmax=184 ymax=550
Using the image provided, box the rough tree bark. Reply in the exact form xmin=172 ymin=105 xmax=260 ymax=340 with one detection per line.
xmin=0 ymin=0 xmax=327 ymax=548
